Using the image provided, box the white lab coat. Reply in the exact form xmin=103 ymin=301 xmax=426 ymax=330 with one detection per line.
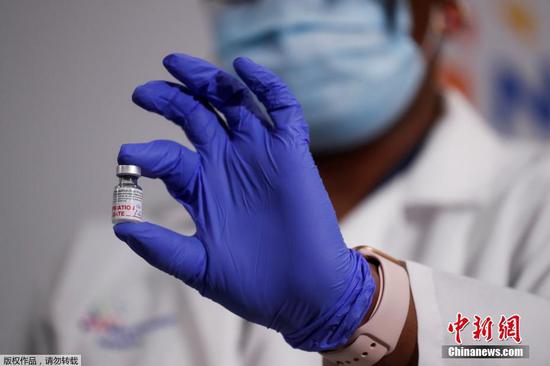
xmin=37 ymin=91 xmax=550 ymax=365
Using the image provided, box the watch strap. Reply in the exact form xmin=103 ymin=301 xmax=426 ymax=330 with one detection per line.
xmin=321 ymin=246 xmax=410 ymax=365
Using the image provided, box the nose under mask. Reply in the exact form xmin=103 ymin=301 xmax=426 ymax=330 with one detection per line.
xmin=214 ymin=0 xmax=426 ymax=152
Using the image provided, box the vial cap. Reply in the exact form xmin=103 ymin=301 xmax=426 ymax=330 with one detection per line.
xmin=116 ymin=164 xmax=141 ymax=177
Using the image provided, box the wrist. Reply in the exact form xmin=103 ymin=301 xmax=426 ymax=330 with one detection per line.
xmin=283 ymin=250 xmax=377 ymax=352
xmin=362 ymin=261 xmax=381 ymax=325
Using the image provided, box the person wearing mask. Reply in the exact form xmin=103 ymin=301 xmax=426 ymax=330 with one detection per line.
xmin=37 ymin=0 xmax=550 ymax=364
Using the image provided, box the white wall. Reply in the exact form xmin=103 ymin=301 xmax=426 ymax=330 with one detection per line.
xmin=0 ymin=0 xmax=212 ymax=352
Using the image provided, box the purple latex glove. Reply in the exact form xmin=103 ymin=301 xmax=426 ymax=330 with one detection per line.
xmin=114 ymin=54 xmax=376 ymax=351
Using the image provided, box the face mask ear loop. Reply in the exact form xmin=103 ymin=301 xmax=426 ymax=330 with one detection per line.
xmin=421 ymin=1 xmax=469 ymax=67
xmin=420 ymin=6 xmax=446 ymax=68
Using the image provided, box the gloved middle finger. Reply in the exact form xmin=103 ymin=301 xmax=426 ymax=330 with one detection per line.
xmin=162 ymin=53 xmax=269 ymax=136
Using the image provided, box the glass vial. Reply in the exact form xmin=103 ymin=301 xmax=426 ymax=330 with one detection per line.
xmin=112 ymin=165 xmax=143 ymax=224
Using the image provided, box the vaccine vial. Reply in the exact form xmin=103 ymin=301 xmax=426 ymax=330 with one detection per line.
xmin=112 ymin=165 xmax=143 ymax=224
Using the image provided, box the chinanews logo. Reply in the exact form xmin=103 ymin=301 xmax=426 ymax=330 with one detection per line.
xmin=79 ymin=303 xmax=177 ymax=350
xmin=442 ymin=312 xmax=529 ymax=359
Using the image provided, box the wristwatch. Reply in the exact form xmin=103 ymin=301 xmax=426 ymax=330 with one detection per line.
xmin=321 ymin=246 xmax=410 ymax=366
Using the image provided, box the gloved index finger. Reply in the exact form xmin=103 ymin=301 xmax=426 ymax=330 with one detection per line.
xmin=162 ymin=53 xmax=268 ymax=134
xmin=118 ymin=140 xmax=200 ymax=200
xmin=132 ymin=80 xmax=227 ymax=150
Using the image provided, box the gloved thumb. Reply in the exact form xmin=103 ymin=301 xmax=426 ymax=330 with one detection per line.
xmin=114 ymin=222 xmax=206 ymax=289
xmin=118 ymin=140 xmax=200 ymax=200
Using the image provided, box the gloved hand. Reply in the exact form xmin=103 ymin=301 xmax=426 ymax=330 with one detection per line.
xmin=114 ymin=54 xmax=376 ymax=351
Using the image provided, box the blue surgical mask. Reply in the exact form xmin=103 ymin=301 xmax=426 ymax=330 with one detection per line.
xmin=214 ymin=0 xmax=426 ymax=152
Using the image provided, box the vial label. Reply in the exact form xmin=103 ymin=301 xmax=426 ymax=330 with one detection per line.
xmin=112 ymin=187 xmax=143 ymax=223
